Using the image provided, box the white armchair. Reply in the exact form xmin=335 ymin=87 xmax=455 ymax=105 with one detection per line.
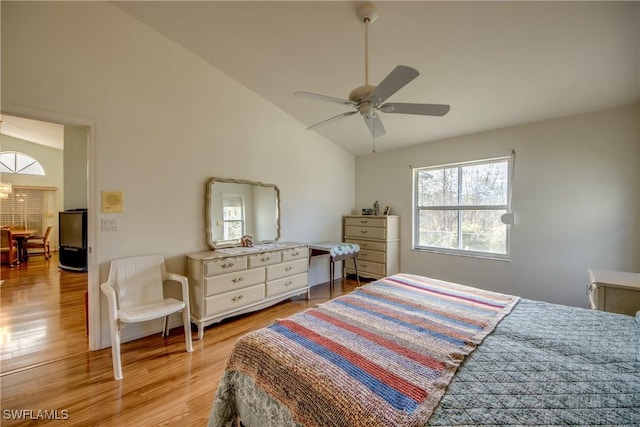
xmin=101 ymin=254 xmax=193 ymax=380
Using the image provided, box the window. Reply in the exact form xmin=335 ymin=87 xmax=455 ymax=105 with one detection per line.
xmin=0 ymin=188 xmax=47 ymax=232
xmin=413 ymin=157 xmax=511 ymax=258
xmin=0 ymin=152 xmax=45 ymax=175
xmin=222 ymin=194 xmax=245 ymax=240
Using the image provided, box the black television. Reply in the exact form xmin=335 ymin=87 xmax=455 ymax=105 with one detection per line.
xmin=59 ymin=209 xmax=87 ymax=271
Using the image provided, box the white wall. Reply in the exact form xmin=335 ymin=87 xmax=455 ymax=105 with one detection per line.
xmin=355 ymin=104 xmax=640 ymax=308
xmin=1 ymin=2 xmax=355 ymax=349
xmin=63 ymin=125 xmax=88 ymax=210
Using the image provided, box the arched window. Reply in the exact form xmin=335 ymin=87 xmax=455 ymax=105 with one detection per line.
xmin=0 ymin=151 xmax=45 ymax=175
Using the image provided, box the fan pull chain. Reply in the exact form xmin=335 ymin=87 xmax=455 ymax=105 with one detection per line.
xmin=372 ymin=115 xmax=376 ymax=153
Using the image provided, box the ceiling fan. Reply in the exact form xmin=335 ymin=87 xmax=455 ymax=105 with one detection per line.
xmin=294 ymin=2 xmax=450 ymax=140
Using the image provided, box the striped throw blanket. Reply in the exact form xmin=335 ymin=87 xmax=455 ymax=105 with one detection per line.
xmin=219 ymin=273 xmax=519 ymax=426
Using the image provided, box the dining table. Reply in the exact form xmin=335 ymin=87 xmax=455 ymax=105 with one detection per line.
xmin=10 ymin=230 xmax=35 ymax=262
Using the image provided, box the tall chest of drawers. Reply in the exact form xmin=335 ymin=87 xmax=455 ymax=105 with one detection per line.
xmin=343 ymin=215 xmax=399 ymax=280
xmin=187 ymin=242 xmax=309 ymax=339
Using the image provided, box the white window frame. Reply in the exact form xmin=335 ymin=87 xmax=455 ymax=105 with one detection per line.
xmin=221 ymin=194 xmax=245 ymax=240
xmin=0 ymin=151 xmax=46 ymax=176
xmin=413 ymin=156 xmax=513 ymax=260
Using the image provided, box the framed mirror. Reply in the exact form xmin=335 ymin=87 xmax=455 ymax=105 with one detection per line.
xmin=206 ymin=177 xmax=280 ymax=249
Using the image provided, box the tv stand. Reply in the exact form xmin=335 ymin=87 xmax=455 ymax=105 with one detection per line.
xmin=59 ymin=246 xmax=87 ymax=271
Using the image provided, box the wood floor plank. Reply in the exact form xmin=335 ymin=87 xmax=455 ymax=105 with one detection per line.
xmin=0 ymin=252 xmax=361 ymax=426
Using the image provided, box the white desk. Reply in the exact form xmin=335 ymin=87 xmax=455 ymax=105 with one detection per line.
xmin=309 ymin=243 xmax=360 ymax=297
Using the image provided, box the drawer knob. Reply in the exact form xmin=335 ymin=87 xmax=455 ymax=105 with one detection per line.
xmin=221 ymin=262 xmax=234 ymax=269
xmin=232 ymin=277 xmax=244 ymax=284
xmin=360 ymin=230 xmax=368 ymax=234
xmin=360 ymin=220 xmax=368 ymax=224
xmin=231 ymin=295 xmax=244 ymax=302
xmin=290 ymin=251 xmax=299 ymax=256
xmin=284 ymin=266 xmax=293 ymax=272
xmin=260 ymin=256 xmax=271 ymax=262
xmin=284 ymin=281 xmax=292 ymax=287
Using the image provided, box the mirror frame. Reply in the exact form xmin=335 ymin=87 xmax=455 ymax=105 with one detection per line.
xmin=205 ymin=177 xmax=281 ymax=249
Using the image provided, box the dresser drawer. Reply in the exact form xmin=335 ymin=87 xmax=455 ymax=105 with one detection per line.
xmin=266 ymin=258 xmax=308 ymax=281
xmin=345 ymin=226 xmax=386 ymax=240
xmin=205 ymin=284 xmax=265 ymax=317
xmin=266 ymin=273 xmax=308 ymax=297
xmin=248 ymin=251 xmax=281 ymax=268
xmin=346 ymin=259 xmax=386 ymax=277
xmin=282 ymin=246 xmax=308 ymax=262
xmin=345 ymin=217 xmax=386 ymax=228
xmin=204 ymin=257 xmax=248 ymax=276
xmin=204 ymin=267 xmax=265 ymax=296
xmin=344 ymin=239 xmax=386 ymax=252
xmin=356 ymin=249 xmax=385 ymax=264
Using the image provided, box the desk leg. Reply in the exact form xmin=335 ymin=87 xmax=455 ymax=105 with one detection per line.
xmin=330 ymin=258 xmax=335 ymax=298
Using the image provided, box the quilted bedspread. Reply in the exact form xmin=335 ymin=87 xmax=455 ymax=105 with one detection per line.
xmin=209 ymin=273 xmax=519 ymax=426
xmin=427 ymin=298 xmax=640 ymax=425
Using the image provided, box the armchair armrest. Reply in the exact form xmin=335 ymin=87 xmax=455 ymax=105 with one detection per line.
xmin=163 ymin=272 xmax=191 ymax=308
xmin=100 ymin=280 xmax=120 ymax=323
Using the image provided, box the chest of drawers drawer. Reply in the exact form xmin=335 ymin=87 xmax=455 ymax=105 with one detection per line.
xmin=344 ymin=239 xmax=386 ymax=252
xmin=344 ymin=226 xmax=386 ymax=240
xmin=248 ymin=252 xmax=281 ymax=268
xmin=204 ymin=267 xmax=265 ymax=296
xmin=344 ymin=217 xmax=386 ymax=228
xmin=267 ymin=272 xmax=308 ymax=297
xmin=355 ymin=249 xmax=385 ymax=264
xmin=205 ymin=284 xmax=265 ymax=317
xmin=204 ymin=257 xmax=247 ymax=275
xmin=266 ymin=258 xmax=308 ymax=281
xmin=282 ymin=246 xmax=308 ymax=262
xmin=346 ymin=258 xmax=386 ymax=277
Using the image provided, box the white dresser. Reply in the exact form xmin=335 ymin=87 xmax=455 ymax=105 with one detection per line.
xmin=187 ymin=242 xmax=309 ymax=339
xmin=343 ymin=215 xmax=399 ymax=280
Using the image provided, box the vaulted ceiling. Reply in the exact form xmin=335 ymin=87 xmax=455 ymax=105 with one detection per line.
xmin=118 ymin=2 xmax=639 ymax=155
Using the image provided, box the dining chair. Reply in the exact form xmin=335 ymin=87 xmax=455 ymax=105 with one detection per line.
xmin=1 ymin=229 xmax=19 ymax=268
xmin=101 ymin=254 xmax=193 ymax=380
xmin=24 ymin=226 xmax=52 ymax=259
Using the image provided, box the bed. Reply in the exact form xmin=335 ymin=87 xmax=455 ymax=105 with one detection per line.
xmin=209 ymin=273 xmax=640 ymax=426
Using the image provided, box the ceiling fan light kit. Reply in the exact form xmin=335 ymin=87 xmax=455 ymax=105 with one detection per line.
xmin=294 ymin=2 xmax=450 ymax=148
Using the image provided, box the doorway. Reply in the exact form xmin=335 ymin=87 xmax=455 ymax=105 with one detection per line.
xmin=0 ymin=111 xmax=95 ymax=371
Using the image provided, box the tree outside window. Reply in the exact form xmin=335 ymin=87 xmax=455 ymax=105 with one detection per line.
xmin=414 ymin=157 xmax=511 ymax=258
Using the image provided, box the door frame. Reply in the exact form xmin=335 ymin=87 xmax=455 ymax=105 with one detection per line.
xmin=2 ymin=103 xmax=100 ymax=351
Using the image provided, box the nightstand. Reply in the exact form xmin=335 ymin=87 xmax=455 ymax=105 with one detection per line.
xmin=587 ymin=269 xmax=640 ymax=316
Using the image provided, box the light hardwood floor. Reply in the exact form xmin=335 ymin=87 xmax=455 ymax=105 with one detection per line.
xmin=0 ymin=252 xmax=361 ymax=426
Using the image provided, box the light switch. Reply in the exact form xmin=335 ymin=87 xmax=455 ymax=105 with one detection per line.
xmin=102 ymin=218 xmax=119 ymax=231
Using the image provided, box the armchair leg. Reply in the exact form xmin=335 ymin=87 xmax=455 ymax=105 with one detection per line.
xmin=182 ymin=309 xmax=193 ymax=352
xmin=110 ymin=323 xmax=123 ymax=381
xmin=162 ymin=316 xmax=170 ymax=337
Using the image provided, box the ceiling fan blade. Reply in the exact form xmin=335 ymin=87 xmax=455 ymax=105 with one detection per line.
xmin=294 ymin=91 xmax=357 ymax=107
xmin=363 ymin=113 xmax=386 ymax=137
xmin=307 ymin=111 xmax=357 ymax=130
xmin=379 ymin=102 xmax=450 ymax=117
xmin=368 ymin=65 xmax=419 ymax=105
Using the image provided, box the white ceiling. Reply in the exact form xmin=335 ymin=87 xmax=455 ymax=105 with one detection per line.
xmin=1 ymin=115 xmax=64 ymax=150
xmin=115 ymin=1 xmax=639 ymax=156
xmin=15 ymin=2 xmax=640 ymax=157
